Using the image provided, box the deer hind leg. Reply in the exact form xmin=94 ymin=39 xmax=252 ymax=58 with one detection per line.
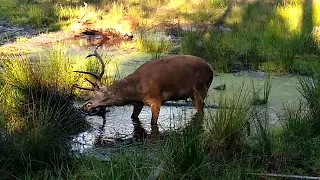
xmin=131 ymin=102 xmax=144 ymax=119
xmin=149 ymin=100 xmax=162 ymax=138
xmin=193 ymin=88 xmax=207 ymax=115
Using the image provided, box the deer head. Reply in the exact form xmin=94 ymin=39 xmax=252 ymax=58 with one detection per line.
xmin=74 ymin=47 xmax=110 ymax=113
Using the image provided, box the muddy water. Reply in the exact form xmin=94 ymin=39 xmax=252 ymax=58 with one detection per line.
xmin=72 ymin=50 xmax=302 ymax=154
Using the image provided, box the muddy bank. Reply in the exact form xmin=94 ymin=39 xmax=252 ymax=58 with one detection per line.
xmin=0 ymin=18 xmax=39 ymax=45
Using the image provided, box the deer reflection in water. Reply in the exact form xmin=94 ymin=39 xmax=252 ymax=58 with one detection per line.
xmin=92 ymin=112 xmax=148 ymax=147
xmin=91 ymin=108 xmax=205 ymax=147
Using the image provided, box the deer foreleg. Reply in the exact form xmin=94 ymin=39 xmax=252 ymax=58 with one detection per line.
xmin=132 ymin=117 xmax=147 ymax=140
xmin=131 ymin=102 xmax=144 ymax=119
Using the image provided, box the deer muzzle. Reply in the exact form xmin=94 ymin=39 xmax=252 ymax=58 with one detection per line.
xmin=81 ymin=102 xmax=101 ymax=115
xmin=83 ymin=102 xmax=94 ymax=112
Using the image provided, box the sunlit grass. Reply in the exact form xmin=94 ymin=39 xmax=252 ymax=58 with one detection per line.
xmin=277 ymin=3 xmax=302 ymax=35
xmin=0 ymin=44 xmax=86 ymax=129
xmin=105 ymin=1 xmax=126 ymax=19
xmin=28 ymin=5 xmax=44 ymax=28
xmin=15 ymin=36 xmax=29 ymax=44
xmin=180 ymin=0 xmax=318 ymax=74
xmin=0 ymin=46 xmax=89 ymax=177
xmin=260 ymin=61 xmax=287 ymax=74
xmin=224 ymin=4 xmax=244 ymax=25
xmin=314 ymin=1 xmax=320 ymax=26
xmin=136 ymin=31 xmax=173 ymax=59
xmin=57 ymin=4 xmax=82 ymax=21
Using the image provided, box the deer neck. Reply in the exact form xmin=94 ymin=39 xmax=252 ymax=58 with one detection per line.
xmin=107 ymin=77 xmax=141 ymax=105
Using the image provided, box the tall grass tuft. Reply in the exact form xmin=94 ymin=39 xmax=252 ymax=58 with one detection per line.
xmin=251 ymin=74 xmax=272 ymax=105
xmin=276 ymin=75 xmax=320 ymax=175
xmin=205 ymin=86 xmax=252 ymax=159
xmin=28 ymin=5 xmax=44 ymax=28
xmin=277 ymin=102 xmax=317 ymax=174
xmin=181 ymin=30 xmax=204 ymax=58
xmin=161 ymin=115 xmax=206 ymax=179
xmin=0 ymin=45 xmax=89 ymax=177
xmin=248 ymin=107 xmax=274 ymax=171
xmin=297 ymin=76 xmax=320 ymax=133
xmin=137 ymin=31 xmax=173 ymax=59
xmin=28 ymin=4 xmax=58 ymax=29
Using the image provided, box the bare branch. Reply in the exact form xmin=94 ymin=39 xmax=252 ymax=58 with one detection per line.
xmin=79 ymin=2 xmax=88 ymax=22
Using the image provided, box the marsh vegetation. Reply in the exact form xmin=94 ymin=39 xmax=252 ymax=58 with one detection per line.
xmin=1 ymin=0 xmax=320 ymax=179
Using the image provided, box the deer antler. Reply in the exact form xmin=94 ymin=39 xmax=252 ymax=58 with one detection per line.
xmin=73 ymin=46 xmax=105 ymax=90
xmin=85 ymin=77 xmax=96 ymax=87
xmin=85 ymin=47 xmax=105 ymax=87
xmin=73 ymin=84 xmax=94 ymax=91
xmin=73 ymin=70 xmax=98 ymax=79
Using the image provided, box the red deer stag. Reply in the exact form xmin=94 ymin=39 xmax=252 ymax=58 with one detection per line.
xmin=74 ymin=47 xmax=214 ymax=137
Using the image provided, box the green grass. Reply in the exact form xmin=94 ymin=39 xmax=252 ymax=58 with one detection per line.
xmin=0 ymin=0 xmax=58 ymax=29
xmin=0 ymin=0 xmax=19 ymax=18
xmin=205 ymin=85 xmax=252 ymax=159
xmin=1 ymin=0 xmax=318 ymax=75
xmin=1 ymin=72 xmax=320 ymax=178
xmin=297 ymin=76 xmax=320 ymax=133
xmin=71 ymin=150 xmax=156 ymax=179
xmin=276 ymin=102 xmax=319 ymax=175
xmin=0 ymin=44 xmax=90 ymax=178
xmin=1 ymin=0 xmax=320 ymax=179
xmin=162 ymin=115 xmax=206 ymax=179
xmin=180 ymin=0 xmax=319 ymax=74
xmin=136 ymin=31 xmax=174 ymax=59
xmin=251 ymin=74 xmax=272 ymax=105
xmin=28 ymin=5 xmax=45 ymax=28
xmin=0 ymin=43 xmax=131 ymax=179
xmin=29 ymin=4 xmax=58 ymax=29
xmin=292 ymin=55 xmax=320 ymax=76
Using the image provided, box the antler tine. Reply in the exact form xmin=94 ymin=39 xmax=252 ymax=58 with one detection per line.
xmin=85 ymin=78 xmax=96 ymax=87
xmin=72 ymin=84 xmax=94 ymax=91
xmin=85 ymin=47 xmax=105 ymax=86
xmin=73 ymin=70 xmax=98 ymax=79
xmin=71 ymin=77 xmax=96 ymax=92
